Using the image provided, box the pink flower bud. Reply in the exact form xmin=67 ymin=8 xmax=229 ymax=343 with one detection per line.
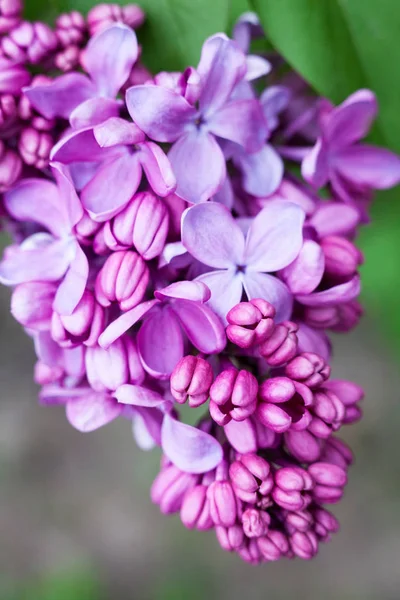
xmin=257 ymin=377 xmax=312 ymax=433
xmin=34 ymin=361 xmax=64 ymax=385
xmin=290 ymin=530 xmax=318 ymax=559
xmin=87 ymin=3 xmax=145 ymax=36
xmin=18 ymin=126 xmax=52 ymax=169
xmin=207 ymin=480 xmax=238 ymax=527
xmin=55 ymin=11 xmax=86 ymax=48
xmin=95 ymin=250 xmax=149 ymax=311
xmin=11 ymin=281 xmax=56 ymax=330
xmin=285 ymin=509 xmax=313 ymax=533
xmin=319 ymin=436 xmax=353 ymax=470
xmin=151 ymin=464 xmax=198 ymax=514
xmin=242 ymin=508 xmax=270 ymax=538
xmin=308 ymin=462 xmax=347 ymax=503
xmin=170 ymin=355 xmax=213 ymax=407
xmin=0 ymin=0 xmax=22 ymax=34
xmin=272 ymin=466 xmax=313 ymax=511
xmin=229 ymin=453 xmax=273 ymax=504
xmin=321 ymin=235 xmax=363 ymax=279
xmin=54 ymin=45 xmax=81 ymax=72
xmin=309 ymin=388 xmax=345 ymax=438
xmin=51 ymin=290 xmax=105 ymax=348
xmin=86 ymin=334 xmax=144 ymax=391
xmin=0 ymin=142 xmax=22 ymax=192
xmin=284 ymin=429 xmax=321 ymax=463
xmin=0 ymin=56 xmax=30 ymax=93
xmin=2 ymin=21 xmax=57 ymax=64
xmin=258 ymin=530 xmax=289 ymax=561
xmin=215 ymin=524 xmax=244 ymax=552
xmin=258 ymin=320 xmax=298 ymax=366
xmin=285 ymin=352 xmax=330 ymax=388
xmin=0 ymin=93 xmax=16 ymax=125
xmin=313 ymin=508 xmax=339 ymax=540
xmin=238 ymin=538 xmax=263 ymax=564
xmin=105 ymin=192 xmax=169 ymax=260
xmin=226 ymin=298 xmax=275 ymax=349
xmin=180 ymin=484 xmax=213 ymax=530
xmin=209 ymin=367 xmax=258 ymax=425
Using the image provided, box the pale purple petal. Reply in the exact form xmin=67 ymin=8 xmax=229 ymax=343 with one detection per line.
xmin=51 ymin=127 xmax=120 ymax=163
xmin=235 ymin=144 xmax=283 ymax=197
xmin=132 ymin=407 xmax=163 ymax=449
xmin=310 ymin=202 xmax=360 ymax=238
xmin=197 ymin=270 xmax=243 ymax=323
xmin=208 ymin=99 xmax=268 ymax=152
xmin=51 ymin=162 xmax=84 ymax=228
xmin=169 ymin=130 xmax=226 ymax=204
xmin=66 ymin=393 xmax=122 ymax=432
xmin=114 ymin=384 xmax=169 ymax=407
xmin=213 ymin=175 xmax=234 ymax=209
xmin=245 ymin=55 xmax=271 ymax=81
xmin=326 ymin=89 xmax=377 ymax=148
xmin=155 ymin=280 xmax=211 ymax=303
xmin=138 ymin=141 xmax=177 ymax=197
xmin=173 ymin=298 xmax=226 ymax=354
xmin=93 ymin=117 xmax=145 ymax=147
xmin=85 ymin=24 xmax=138 ymax=98
xmin=197 ymin=34 xmax=247 ymax=117
xmin=334 ymin=144 xmax=400 ymax=189
xmin=24 ymin=73 xmax=96 ymax=119
xmin=296 ymin=323 xmax=331 ymax=361
xmin=161 ymin=413 xmax=223 ymax=473
xmin=297 ymin=275 xmax=361 ymax=306
xmin=301 ymin=139 xmax=329 ymax=188
xmin=53 ymin=243 xmax=89 ymax=315
xmin=224 ymin=418 xmax=258 ymax=453
xmin=126 ymin=84 xmax=196 ymax=142
xmin=81 ymin=153 xmax=141 ymax=221
xmin=243 ymin=272 xmax=293 ymax=322
xmin=245 ymin=201 xmax=305 ymax=271
xmin=260 ymin=85 xmax=291 ymax=131
xmin=99 ymin=299 xmax=157 ymax=348
xmin=40 ymin=384 xmax=87 ymax=405
xmin=181 ymin=202 xmax=244 ymax=268
xmin=280 ymin=240 xmax=324 ymax=295
xmin=69 ymin=97 xmax=120 ymax=129
xmin=138 ymin=307 xmax=184 ymax=379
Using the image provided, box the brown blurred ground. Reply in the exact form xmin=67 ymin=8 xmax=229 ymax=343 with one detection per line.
xmin=0 ymin=283 xmax=400 ymax=600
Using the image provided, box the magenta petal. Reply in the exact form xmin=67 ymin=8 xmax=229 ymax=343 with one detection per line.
xmin=301 ymin=139 xmax=329 ymax=188
xmin=24 ymin=73 xmax=96 ymax=119
xmin=173 ymin=299 xmax=226 ymax=354
xmin=245 ymin=201 xmax=305 ymax=272
xmin=4 ymin=177 xmax=67 ymax=237
xmin=182 ymin=202 xmax=244 ymax=268
xmin=81 ymin=153 xmax=141 ymax=221
xmin=197 ymin=270 xmax=243 ymax=323
xmin=224 ymin=418 xmax=258 ymax=454
xmin=94 ymin=117 xmax=145 ymax=147
xmin=243 ymin=272 xmax=293 ymax=323
xmin=138 ymin=141 xmax=177 ymax=197
xmin=53 ymin=243 xmax=89 ymax=315
xmin=155 ymin=280 xmax=211 ymax=303
xmin=169 ymin=130 xmax=226 ymax=204
xmin=297 ymin=275 xmax=361 ymax=307
xmin=85 ymin=24 xmax=138 ymax=98
xmin=162 ymin=413 xmax=223 ymax=474
xmin=126 ymin=84 xmax=196 ymax=142
xmin=209 ymin=99 xmax=268 ymax=152
xmin=51 ymin=127 xmax=119 ymax=163
xmin=334 ymin=144 xmax=400 ymax=189
xmin=69 ymin=97 xmax=120 ymax=129
xmin=114 ymin=384 xmax=168 ymax=408
xmin=327 ymin=89 xmax=377 ymax=148
xmin=138 ymin=308 xmax=184 ymax=379
xmin=235 ymin=144 xmax=283 ymax=197
xmin=99 ymin=299 xmax=157 ymax=348
xmin=66 ymin=393 xmax=122 ymax=432
xmin=280 ymin=240 xmax=324 ymax=295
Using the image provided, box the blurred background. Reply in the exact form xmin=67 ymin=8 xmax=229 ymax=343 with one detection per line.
xmin=2 ymin=0 xmax=400 ymax=598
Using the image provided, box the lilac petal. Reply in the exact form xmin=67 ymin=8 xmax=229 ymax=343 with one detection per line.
xmin=155 ymin=280 xmax=211 ymax=303
xmin=297 ymin=275 xmax=361 ymax=306
xmin=173 ymin=299 xmax=226 ymax=354
xmin=208 ymin=99 xmax=268 ymax=152
xmin=162 ymin=413 xmax=223 ymax=474
xmin=260 ymin=85 xmax=291 ymax=131
xmin=235 ymin=144 xmax=283 ymax=197
xmin=280 ymin=240 xmax=324 ymax=295
xmin=99 ymin=299 xmax=157 ymax=348
xmin=53 ymin=243 xmax=89 ymax=315
xmin=132 ymin=407 xmax=163 ymax=449
xmin=301 ymin=139 xmax=329 ymax=188
xmin=24 ymin=73 xmax=96 ymax=119
xmin=169 ymin=130 xmax=226 ymax=204
xmin=243 ymin=272 xmax=292 ymax=322
xmin=85 ymin=24 xmax=138 ymax=98
xmin=81 ymin=153 xmax=141 ymax=221
xmin=181 ymin=202 xmax=244 ymax=268
xmin=69 ymin=97 xmax=120 ymax=129
xmin=245 ymin=55 xmax=271 ymax=81
xmin=114 ymin=384 xmax=168 ymax=407
xmin=51 ymin=127 xmax=119 ymax=163
xmin=245 ymin=201 xmax=305 ymax=272
xmin=126 ymin=84 xmax=196 ymax=142
xmin=197 ymin=270 xmax=243 ymax=323
xmin=40 ymin=384 xmax=87 ymax=405
xmin=224 ymin=418 xmax=258 ymax=453
xmin=138 ymin=141 xmax=177 ymax=197
xmin=213 ymin=175 xmax=234 ymax=209
xmin=0 ymin=236 xmax=74 ymax=285
xmin=296 ymin=323 xmax=331 ymax=361
xmin=310 ymin=203 xmax=360 ymax=238
xmin=335 ymin=144 xmax=400 ymax=189
xmin=197 ymin=34 xmax=246 ymax=116
xmin=34 ymin=331 xmax=62 ymax=366
xmin=66 ymin=393 xmax=122 ymax=432
xmin=4 ymin=178 xmax=67 ymax=237
xmin=326 ymin=89 xmax=377 ymax=148
xmin=94 ymin=117 xmax=145 ymax=147
xmin=138 ymin=308 xmax=184 ymax=379
xmin=51 ymin=162 xmax=84 ymax=228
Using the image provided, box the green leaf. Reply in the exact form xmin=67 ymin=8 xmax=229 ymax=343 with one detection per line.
xmin=250 ymin=0 xmax=400 ymax=151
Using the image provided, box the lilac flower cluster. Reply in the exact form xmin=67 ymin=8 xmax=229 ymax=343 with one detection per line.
xmin=1 ymin=7 xmax=400 ymax=563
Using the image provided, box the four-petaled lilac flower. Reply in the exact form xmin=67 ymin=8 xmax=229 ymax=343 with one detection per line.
xmin=181 ymin=201 xmax=305 ymax=322
xmin=126 ymin=34 xmax=268 ymax=204
xmin=99 ymin=281 xmax=226 ymax=379
xmin=302 ymin=89 xmax=400 ymax=202
xmin=25 ymin=24 xmax=138 ymax=128
xmin=0 ymin=162 xmax=88 ymax=315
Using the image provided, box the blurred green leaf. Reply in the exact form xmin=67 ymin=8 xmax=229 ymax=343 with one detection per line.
xmin=23 ymin=569 xmax=102 ymax=600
